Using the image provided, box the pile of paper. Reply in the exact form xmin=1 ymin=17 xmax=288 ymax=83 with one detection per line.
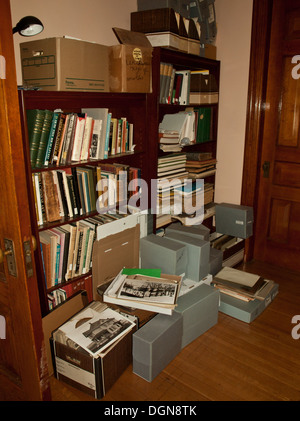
xmin=159 ymin=111 xmax=195 ymax=152
xmin=212 ymin=267 xmax=276 ymax=302
xmin=102 ymin=269 xmax=182 ymax=315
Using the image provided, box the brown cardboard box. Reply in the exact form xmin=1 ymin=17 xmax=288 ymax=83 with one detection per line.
xmin=51 ymin=301 xmax=135 ymax=399
xmin=109 ymin=28 xmax=152 ymax=93
xmin=20 ymin=37 xmax=109 ymax=91
xmin=42 ymin=291 xmax=88 ymax=376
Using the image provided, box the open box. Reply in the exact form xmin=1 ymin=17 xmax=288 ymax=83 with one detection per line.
xmin=109 ymin=28 xmax=153 ymax=93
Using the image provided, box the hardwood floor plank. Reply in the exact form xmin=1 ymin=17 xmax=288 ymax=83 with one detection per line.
xmin=49 ymin=260 xmax=300 ymax=401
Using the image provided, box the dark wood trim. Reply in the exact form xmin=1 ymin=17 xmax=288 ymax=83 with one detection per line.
xmin=241 ymin=0 xmax=273 ymax=261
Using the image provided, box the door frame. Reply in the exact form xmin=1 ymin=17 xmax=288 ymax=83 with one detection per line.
xmin=241 ymin=0 xmax=273 ymax=261
xmin=0 ymin=0 xmax=51 ymax=400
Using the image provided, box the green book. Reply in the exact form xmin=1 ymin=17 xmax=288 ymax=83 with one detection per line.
xmin=195 ymin=107 xmax=212 ymax=143
xmin=44 ymin=111 xmax=60 ymax=166
xmin=26 ymin=109 xmax=45 ymax=168
xmin=35 ymin=110 xmax=54 ymax=168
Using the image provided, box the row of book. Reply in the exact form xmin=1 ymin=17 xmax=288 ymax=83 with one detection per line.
xmin=159 ymin=65 xmax=218 ymax=106
xmin=27 ymin=107 xmax=134 ymax=169
xmin=32 ymin=163 xmax=141 ymax=226
xmin=40 ymin=220 xmax=96 ymax=290
xmin=158 ymin=107 xmax=212 ymax=152
xmin=47 ymin=275 xmax=93 ymax=311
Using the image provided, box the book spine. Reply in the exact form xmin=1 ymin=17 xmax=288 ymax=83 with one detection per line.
xmin=44 ymin=112 xmax=60 ymax=166
xmin=35 ymin=110 xmax=54 ymax=168
xmin=27 ymin=109 xmax=45 ymax=169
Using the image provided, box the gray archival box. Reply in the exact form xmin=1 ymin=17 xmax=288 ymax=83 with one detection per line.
xmin=215 ymin=203 xmax=254 ymax=239
xmin=140 ymin=234 xmax=187 ymax=276
xmin=165 ymin=231 xmax=210 ymax=281
xmin=132 ymin=311 xmax=183 ymax=382
xmin=165 ymin=221 xmax=210 ymax=241
xmin=175 ymin=283 xmax=219 ymax=348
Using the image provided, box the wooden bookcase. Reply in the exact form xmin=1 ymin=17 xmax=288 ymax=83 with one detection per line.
xmin=147 ymin=47 xmax=220 ymax=230
xmin=19 ymin=48 xmax=220 ymax=317
xmin=19 ymin=90 xmax=150 ymax=316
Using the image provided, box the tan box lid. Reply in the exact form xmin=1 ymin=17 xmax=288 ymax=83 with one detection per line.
xmin=112 ymin=27 xmax=152 ymax=48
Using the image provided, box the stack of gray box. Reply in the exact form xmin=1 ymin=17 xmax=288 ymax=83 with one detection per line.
xmin=174 ymin=283 xmax=219 ymax=348
xmin=132 ymin=311 xmax=183 ymax=382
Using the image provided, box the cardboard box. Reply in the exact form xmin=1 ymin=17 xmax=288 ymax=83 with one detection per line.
xmin=131 ymin=8 xmax=189 ymax=53
xmin=42 ymin=291 xmax=88 ymax=376
xmin=92 ymin=225 xmax=140 ymax=300
xmin=109 ymin=28 xmax=152 ymax=93
xmin=20 ymin=37 xmax=109 ymax=91
xmin=132 ymin=311 xmax=183 ymax=382
xmin=51 ymin=301 xmax=135 ymax=399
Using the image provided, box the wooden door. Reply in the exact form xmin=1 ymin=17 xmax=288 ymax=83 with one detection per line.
xmin=0 ymin=0 xmax=50 ymax=400
xmin=253 ymin=0 xmax=300 ymax=271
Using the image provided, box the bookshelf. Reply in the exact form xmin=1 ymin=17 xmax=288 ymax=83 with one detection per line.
xmin=19 ymin=90 xmax=150 ymax=316
xmin=148 ymin=47 xmax=220 ymax=230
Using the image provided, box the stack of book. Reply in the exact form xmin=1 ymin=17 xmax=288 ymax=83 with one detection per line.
xmin=212 ymin=267 xmax=276 ymax=302
xmin=26 ymin=108 xmax=134 ymax=169
xmin=32 ymin=164 xmax=141 ymax=225
xmin=159 ymin=111 xmax=195 ymax=152
xmin=185 ymin=152 xmax=217 ymax=179
xmin=156 ymin=154 xmax=188 ymax=226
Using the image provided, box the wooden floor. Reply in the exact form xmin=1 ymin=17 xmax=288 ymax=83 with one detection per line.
xmin=49 ymin=260 xmax=300 ymax=402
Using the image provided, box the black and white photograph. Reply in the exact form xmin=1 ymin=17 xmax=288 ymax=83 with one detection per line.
xmin=59 ymin=307 xmax=135 ymax=357
xmin=117 ymin=274 xmax=178 ymax=305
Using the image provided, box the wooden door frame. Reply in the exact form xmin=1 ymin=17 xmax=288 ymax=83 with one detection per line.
xmin=241 ymin=0 xmax=273 ymax=261
xmin=0 ymin=0 xmax=50 ymax=400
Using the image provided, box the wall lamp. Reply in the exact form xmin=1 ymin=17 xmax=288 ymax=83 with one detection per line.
xmin=13 ymin=16 xmax=44 ymax=37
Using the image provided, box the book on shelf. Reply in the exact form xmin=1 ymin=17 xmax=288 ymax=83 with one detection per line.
xmin=159 ymin=111 xmax=195 ymax=151
xmin=40 ymin=222 xmax=96 ymax=290
xmin=32 ymin=163 xmax=141 ymax=225
xmin=26 ymin=108 xmax=135 ymax=168
xmin=47 ymin=274 xmax=93 ymax=310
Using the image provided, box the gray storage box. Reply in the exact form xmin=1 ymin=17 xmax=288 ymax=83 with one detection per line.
xmin=165 ymin=232 xmax=210 ymax=281
xmin=132 ymin=311 xmax=183 ymax=382
xmin=209 ymin=247 xmax=223 ymax=276
xmin=175 ymin=284 xmax=219 ymax=348
xmin=215 ymin=203 xmax=254 ymax=239
xmin=140 ymin=234 xmax=187 ymax=276
xmin=219 ymin=282 xmax=279 ymax=323
xmin=137 ymin=0 xmax=190 ymax=18
xmin=165 ymin=222 xmax=210 ymax=241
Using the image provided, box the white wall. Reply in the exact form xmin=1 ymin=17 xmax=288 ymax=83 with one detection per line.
xmin=10 ymin=0 xmax=137 ymax=84
xmin=10 ymin=0 xmax=253 ymax=205
xmin=214 ymin=0 xmax=253 ymax=204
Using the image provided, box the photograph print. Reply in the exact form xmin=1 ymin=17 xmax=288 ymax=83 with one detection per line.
xmin=117 ymin=274 xmax=178 ymax=305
